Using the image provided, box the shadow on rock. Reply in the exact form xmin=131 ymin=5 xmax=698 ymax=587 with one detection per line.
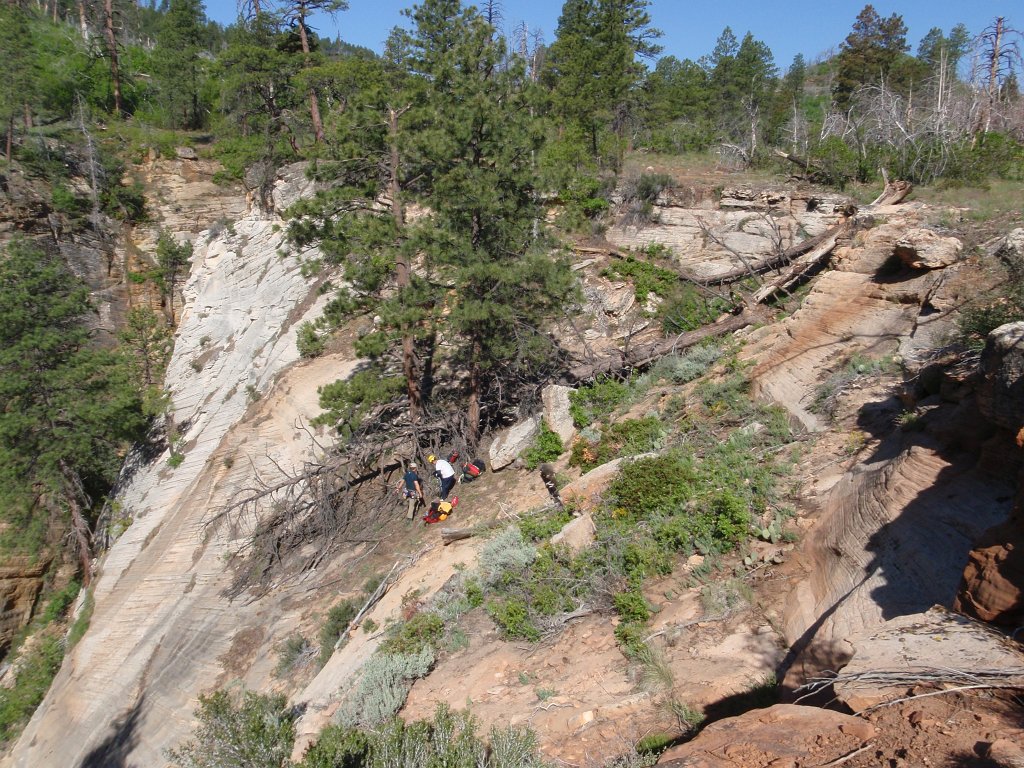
xmin=79 ymin=695 xmax=145 ymax=768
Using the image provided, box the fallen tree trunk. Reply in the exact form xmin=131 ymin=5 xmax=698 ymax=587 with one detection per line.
xmin=866 ymin=175 xmax=913 ymax=207
xmin=751 ymin=222 xmax=849 ymax=304
xmin=774 ymin=149 xmax=820 ymax=175
xmin=440 ymin=527 xmax=476 ymax=545
xmin=568 ymin=306 xmax=770 ymax=382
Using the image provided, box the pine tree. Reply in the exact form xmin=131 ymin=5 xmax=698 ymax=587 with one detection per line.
xmin=0 ymin=5 xmax=36 ymax=162
xmin=0 ymin=241 xmax=146 ymax=575
xmin=152 ymin=0 xmax=209 ymax=129
xmin=405 ymin=0 xmax=575 ymax=443
xmin=833 ymin=4 xmax=909 ymax=106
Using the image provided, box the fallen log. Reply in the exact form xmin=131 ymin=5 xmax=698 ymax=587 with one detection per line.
xmin=751 ymin=222 xmax=848 ymax=304
xmin=440 ymin=527 xmax=476 ymax=545
xmin=689 ymin=219 xmax=849 ymax=286
xmin=568 ymin=306 xmax=769 ymax=382
xmin=774 ymin=149 xmax=821 ymax=175
xmin=866 ymin=174 xmax=913 ymax=207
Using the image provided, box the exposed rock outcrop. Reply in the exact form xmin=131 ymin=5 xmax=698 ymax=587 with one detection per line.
xmin=894 ymin=227 xmax=963 ymax=269
xmin=542 ymin=384 xmax=576 ymax=445
xmin=0 ymin=558 xmax=50 ymax=655
xmin=658 ymin=704 xmax=870 ymax=767
xmin=488 ymin=416 xmax=540 ymax=471
xmin=977 ymin=321 xmax=1024 ymax=433
xmin=7 ymin=165 xmax=339 ymax=768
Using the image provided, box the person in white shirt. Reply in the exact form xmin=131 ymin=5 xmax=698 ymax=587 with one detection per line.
xmin=428 ymin=454 xmax=457 ymax=500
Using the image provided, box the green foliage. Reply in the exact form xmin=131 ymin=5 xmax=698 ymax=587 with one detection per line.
xmin=39 ymin=580 xmax=81 ymax=625
xmin=569 ymin=377 xmax=631 ymax=428
xmin=66 ymin=590 xmax=93 ymax=648
xmin=312 ymin=369 xmax=405 ymax=437
xmin=570 ymin=416 xmax=665 ymax=472
xmin=296 ymin=321 xmax=326 ymax=358
xmin=167 ymin=690 xmax=297 ymax=768
xmin=151 ymin=0 xmax=210 ymax=129
xmin=517 ymin=508 xmax=574 ymax=542
xmin=521 ymin=423 xmax=564 ymax=470
xmin=604 ymin=256 xmax=679 ymax=304
xmin=319 ymin=599 xmax=357 ymax=664
xmin=613 ymin=621 xmax=648 ymax=658
xmin=486 ymin=597 xmax=541 ymax=642
xmin=0 ymin=240 xmax=147 ymax=555
xmin=337 ymin=647 xmax=435 ymax=728
xmin=303 ymin=703 xmax=547 ymax=768
xmin=620 ymin=173 xmax=673 ymax=226
xmin=379 ymin=612 xmax=445 ymax=656
xmin=613 ymin=590 xmax=651 ymax=624
xmin=0 ymin=636 xmax=64 ymax=746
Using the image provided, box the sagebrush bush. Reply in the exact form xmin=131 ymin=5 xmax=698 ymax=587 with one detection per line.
xmin=478 ymin=528 xmax=537 ymax=587
xmin=338 ymin=647 xmax=435 ymax=727
xmin=651 ymin=344 xmax=722 ymax=384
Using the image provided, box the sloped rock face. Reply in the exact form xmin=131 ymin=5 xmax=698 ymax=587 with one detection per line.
xmin=953 ymin=321 xmax=1024 ymax=627
xmin=977 ymin=322 xmax=1024 ymax=433
xmin=0 ymin=558 xmax=50 ymax=656
xmin=488 ymin=416 xmax=540 ymax=471
xmin=6 ymin=165 xmax=343 ymax=768
xmin=658 ymin=704 xmax=869 ymax=767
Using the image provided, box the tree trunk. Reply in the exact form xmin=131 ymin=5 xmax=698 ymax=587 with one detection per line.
xmin=974 ymin=17 xmax=1004 ymax=142
xmin=441 ymin=528 xmax=476 ymax=545
xmin=59 ymin=461 xmax=93 ymax=586
xmin=78 ymin=0 xmax=89 ymax=40
xmin=103 ymin=0 xmax=123 ymax=115
xmin=297 ymin=14 xmax=324 ymax=143
xmin=388 ymin=105 xmax=422 ymax=422
xmin=467 ymin=351 xmax=481 ymax=447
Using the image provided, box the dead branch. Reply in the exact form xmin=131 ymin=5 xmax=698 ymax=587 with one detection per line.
xmin=751 ymin=221 xmax=849 ymax=304
xmin=567 ymin=306 xmax=769 ymax=382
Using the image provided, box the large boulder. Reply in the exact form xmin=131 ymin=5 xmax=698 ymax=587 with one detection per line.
xmin=550 ymin=513 xmax=597 ymax=553
xmin=488 ymin=416 xmax=540 ymax=471
xmin=977 ymin=321 xmax=1024 ymax=433
xmin=954 ymin=520 xmax=1024 ymax=627
xmin=894 ymin=228 xmax=963 ymax=269
xmin=542 ymin=385 xmax=576 ymax=445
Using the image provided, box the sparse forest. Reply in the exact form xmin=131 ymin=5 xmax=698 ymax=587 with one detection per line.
xmin=1 ymin=0 xmax=1023 ymax=762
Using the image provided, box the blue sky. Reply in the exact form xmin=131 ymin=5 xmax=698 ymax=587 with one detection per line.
xmin=203 ymin=0 xmax=1015 ymax=72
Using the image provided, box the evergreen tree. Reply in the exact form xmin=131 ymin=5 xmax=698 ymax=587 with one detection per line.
xmin=152 ymin=0 xmax=209 ymax=129
xmin=543 ymin=0 xmax=661 ymax=169
xmin=833 ymin=4 xmax=909 ymax=106
xmin=279 ymin=0 xmax=349 ymax=143
xmin=0 ymin=241 xmax=146 ymax=574
xmin=0 ymin=5 xmax=36 ymax=161
xmin=404 ymin=0 xmax=575 ymax=443
xmin=155 ymin=229 xmax=192 ymax=325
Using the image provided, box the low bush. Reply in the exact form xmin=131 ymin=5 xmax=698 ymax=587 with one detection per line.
xmin=338 ymin=647 xmax=435 ymax=727
xmin=319 ymin=599 xmax=357 ymax=664
xmin=166 ymin=690 xmax=296 ymax=768
xmin=379 ymin=611 xmax=445 ymax=656
xmin=521 ymin=423 xmax=564 ymax=470
xmin=0 ymin=636 xmax=64 ymax=746
xmin=569 ymin=377 xmax=632 ymax=428
xmin=569 ymin=416 xmax=666 ymax=472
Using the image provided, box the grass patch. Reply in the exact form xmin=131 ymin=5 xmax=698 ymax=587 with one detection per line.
xmin=0 ymin=635 xmax=64 ymax=746
xmin=521 ymin=422 xmax=564 ymax=470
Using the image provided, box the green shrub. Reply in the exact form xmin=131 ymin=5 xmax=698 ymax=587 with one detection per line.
xmin=0 ymin=635 xmax=64 ymax=746
xmin=167 ymin=690 xmax=297 ymax=768
xmin=570 ymin=416 xmax=665 ymax=472
xmin=379 ymin=612 xmax=445 ymax=656
xmin=319 ymin=599 xmax=357 ymax=664
xmin=518 ymin=508 xmax=574 ymax=542
xmin=40 ymin=580 xmax=81 ymax=625
xmin=521 ymin=423 xmax=564 ymax=470
xmin=338 ymin=648 xmax=435 ymax=727
xmin=312 ymin=370 xmax=405 ymax=437
xmin=66 ymin=590 xmax=93 ymax=648
xmin=613 ymin=621 xmax=648 ymax=658
xmin=604 ymin=256 xmax=679 ymax=303
xmin=297 ymin=321 xmax=326 ymax=358
xmin=486 ymin=597 xmax=541 ymax=641
xmin=613 ymin=590 xmax=651 ymax=624
xmin=608 ymin=451 xmax=698 ymax=519
xmin=569 ymin=377 xmax=631 ymax=428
